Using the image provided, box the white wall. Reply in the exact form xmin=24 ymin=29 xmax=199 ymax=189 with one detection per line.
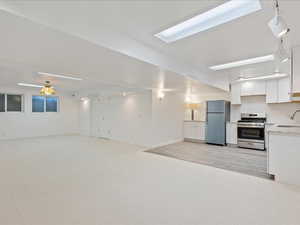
xmin=231 ymin=95 xmax=300 ymax=124
xmin=184 ymin=93 xmax=230 ymax=121
xmin=151 ymin=92 xmax=184 ymax=147
xmin=89 ymin=92 xmax=153 ymax=147
xmin=83 ymin=91 xmax=185 ymax=148
xmin=79 ymin=98 xmax=91 ymax=136
xmin=0 ymin=86 xmax=79 ymax=140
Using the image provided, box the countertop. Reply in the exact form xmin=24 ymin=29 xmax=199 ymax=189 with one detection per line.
xmin=267 ymin=124 xmax=300 ymax=135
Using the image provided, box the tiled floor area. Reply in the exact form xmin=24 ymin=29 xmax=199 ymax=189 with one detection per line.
xmin=1 ymin=135 xmax=300 ymax=225
xmin=146 ymin=142 xmax=269 ymax=179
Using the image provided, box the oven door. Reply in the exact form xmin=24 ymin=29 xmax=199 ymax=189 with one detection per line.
xmin=238 ymin=125 xmax=265 ymax=141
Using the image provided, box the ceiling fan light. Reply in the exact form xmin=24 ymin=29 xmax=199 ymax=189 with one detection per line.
xmin=40 ymin=81 xmax=56 ymax=96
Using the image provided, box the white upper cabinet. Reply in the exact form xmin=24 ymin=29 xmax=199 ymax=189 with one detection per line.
xmin=292 ymin=45 xmax=300 ymax=94
xmin=266 ymin=79 xmax=278 ymax=103
xmin=266 ymin=77 xmax=291 ymax=103
xmin=278 ymin=77 xmax=291 ymax=103
xmin=240 ymin=80 xmax=266 ymax=96
xmin=230 ymin=83 xmax=241 ymax=105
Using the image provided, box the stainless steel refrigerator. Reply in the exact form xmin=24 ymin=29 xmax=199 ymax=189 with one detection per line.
xmin=206 ymin=100 xmax=230 ymax=146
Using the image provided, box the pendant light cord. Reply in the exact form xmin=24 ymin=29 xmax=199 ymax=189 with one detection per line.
xmin=274 ymin=0 xmax=279 ymax=15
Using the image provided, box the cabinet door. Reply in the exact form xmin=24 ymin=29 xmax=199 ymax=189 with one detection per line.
xmin=230 ymin=83 xmax=241 ymax=105
xmin=292 ymin=46 xmax=300 ymax=93
xmin=241 ymin=80 xmax=266 ymax=96
xmin=183 ymin=123 xmax=193 ymax=139
xmin=266 ymin=80 xmax=278 ymax=103
xmin=226 ymin=123 xmax=237 ymax=145
xmin=278 ymin=77 xmax=291 ymax=103
xmin=198 ymin=123 xmax=206 ymax=141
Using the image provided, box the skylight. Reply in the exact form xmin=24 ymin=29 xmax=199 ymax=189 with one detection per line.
xmin=155 ymin=0 xmax=262 ymax=43
xmin=17 ymin=83 xmax=44 ymax=88
xmin=210 ymin=55 xmax=275 ymax=71
xmin=235 ymin=73 xmax=288 ymax=82
xmin=38 ymin=72 xmax=83 ymax=81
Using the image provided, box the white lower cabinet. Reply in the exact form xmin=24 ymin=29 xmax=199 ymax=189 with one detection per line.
xmin=268 ymin=132 xmax=300 ymax=186
xmin=184 ymin=121 xmax=206 ymax=141
xmin=226 ymin=122 xmax=237 ymax=145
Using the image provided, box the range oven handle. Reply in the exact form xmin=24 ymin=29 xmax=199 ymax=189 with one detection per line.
xmin=238 ymin=123 xmax=265 ymax=128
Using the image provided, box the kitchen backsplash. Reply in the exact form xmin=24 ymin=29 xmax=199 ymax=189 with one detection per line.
xmin=231 ymin=95 xmax=300 ymax=124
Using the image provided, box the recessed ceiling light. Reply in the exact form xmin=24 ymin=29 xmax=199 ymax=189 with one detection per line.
xmin=155 ymin=0 xmax=261 ymax=43
xmin=38 ymin=72 xmax=83 ymax=81
xmin=17 ymin=83 xmax=44 ymax=88
xmin=210 ymin=55 xmax=275 ymax=71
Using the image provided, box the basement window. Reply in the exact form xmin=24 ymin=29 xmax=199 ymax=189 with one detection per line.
xmin=7 ymin=94 xmax=23 ymax=112
xmin=32 ymin=96 xmax=59 ymax=112
xmin=0 ymin=93 xmax=4 ymax=112
xmin=0 ymin=94 xmax=23 ymax=112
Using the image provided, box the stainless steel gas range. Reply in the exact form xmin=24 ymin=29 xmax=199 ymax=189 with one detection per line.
xmin=238 ymin=113 xmax=266 ymax=151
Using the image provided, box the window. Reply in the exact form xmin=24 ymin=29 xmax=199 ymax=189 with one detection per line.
xmin=0 ymin=94 xmax=4 ymax=112
xmin=7 ymin=94 xmax=23 ymax=112
xmin=32 ymin=96 xmax=59 ymax=112
xmin=32 ymin=96 xmax=45 ymax=112
xmin=0 ymin=94 xmax=23 ymax=112
xmin=46 ymin=96 xmax=58 ymax=112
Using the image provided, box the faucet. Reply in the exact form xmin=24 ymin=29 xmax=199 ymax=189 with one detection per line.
xmin=290 ymin=110 xmax=300 ymax=120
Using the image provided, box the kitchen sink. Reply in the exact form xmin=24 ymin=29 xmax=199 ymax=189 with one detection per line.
xmin=277 ymin=125 xmax=300 ymax=128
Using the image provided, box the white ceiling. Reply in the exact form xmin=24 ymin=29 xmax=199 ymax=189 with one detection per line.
xmin=0 ymin=8 xmax=226 ymax=97
xmin=0 ymin=0 xmax=299 ymax=96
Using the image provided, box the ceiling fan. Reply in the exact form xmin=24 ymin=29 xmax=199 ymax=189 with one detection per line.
xmin=40 ymin=81 xmax=56 ymax=96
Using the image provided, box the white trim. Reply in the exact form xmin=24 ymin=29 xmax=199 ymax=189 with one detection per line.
xmin=0 ymin=133 xmax=80 ymax=141
xmin=150 ymin=138 xmax=184 ymax=149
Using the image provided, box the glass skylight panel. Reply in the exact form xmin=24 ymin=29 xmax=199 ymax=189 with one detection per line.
xmin=155 ymin=0 xmax=262 ymax=43
xmin=210 ymin=55 xmax=275 ymax=71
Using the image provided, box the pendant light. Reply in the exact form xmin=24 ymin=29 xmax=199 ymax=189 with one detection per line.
xmin=268 ymin=0 xmax=290 ymax=38
xmin=40 ymin=81 xmax=56 ymax=96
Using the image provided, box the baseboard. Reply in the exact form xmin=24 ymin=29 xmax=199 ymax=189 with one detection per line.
xmin=151 ymin=138 xmax=184 ymax=149
xmin=0 ymin=133 xmax=80 ymax=141
xmin=227 ymin=143 xmax=238 ymax=148
xmin=184 ymin=138 xmax=206 ymax=143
